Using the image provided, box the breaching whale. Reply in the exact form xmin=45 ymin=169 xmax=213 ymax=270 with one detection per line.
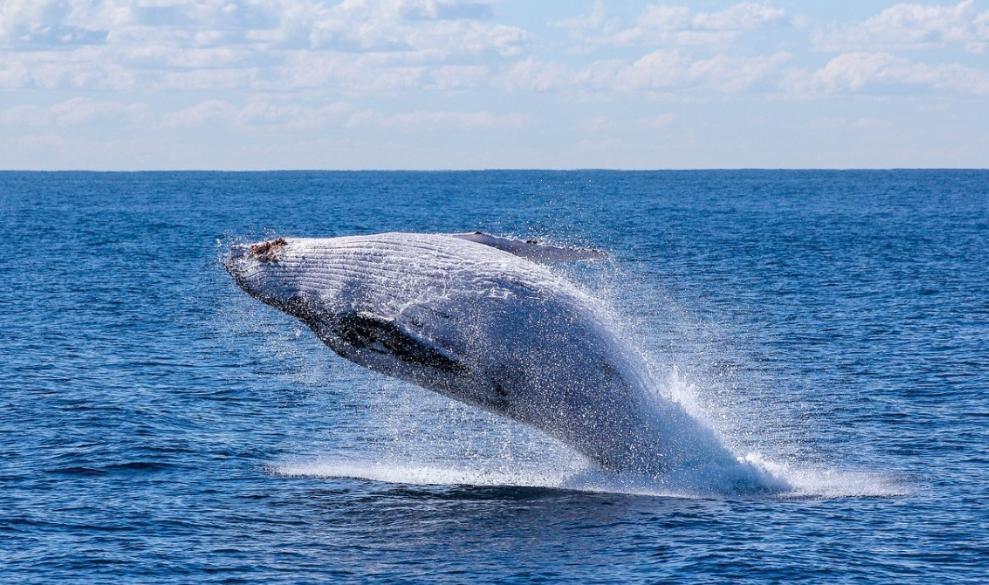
xmin=225 ymin=232 xmax=781 ymax=487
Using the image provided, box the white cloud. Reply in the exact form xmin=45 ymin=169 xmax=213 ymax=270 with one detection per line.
xmin=0 ymin=1 xmax=504 ymax=49
xmin=163 ymin=99 xmax=528 ymax=132
xmin=810 ymin=116 xmax=889 ymax=130
xmin=503 ymin=58 xmax=568 ymax=91
xmin=815 ymin=0 xmax=989 ymax=53
xmin=0 ymin=47 xmax=137 ymax=90
xmin=788 ymin=51 xmax=989 ymax=95
xmin=397 ymin=0 xmax=494 ymax=21
xmin=165 ymin=99 xmax=355 ymax=129
xmin=279 ymin=52 xmax=437 ymax=91
xmin=639 ymin=112 xmax=677 ymax=128
xmin=578 ymin=112 xmax=675 ymax=133
xmin=691 ymin=2 xmax=785 ymax=30
xmin=427 ymin=64 xmax=491 ymax=89
xmin=164 ymin=100 xmax=237 ymax=128
xmin=576 ymin=50 xmax=790 ymax=93
xmin=494 ymin=47 xmax=792 ymax=95
xmin=0 ymin=97 xmax=528 ymax=135
xmin=552 ymin=0 xmax=612 ymax=33
xmin=372 ymin=109 xmax=529 ymax=130
xmin=0 ymin=0 xmax=527 ymax=91
xmin=260 ymin=0 xmax=523 ymax=54
xmin=0 ymin=0 xmax=109 ymax=47
xmin=49 ymin=96 xmax=150 ymax=125
xmin=556 ymin=1 xmax=786 ymax=47
xmin=0 ymin=97 xmax=149 ymax=126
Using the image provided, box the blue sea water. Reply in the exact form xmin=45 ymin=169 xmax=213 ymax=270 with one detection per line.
xmin=1 ymin=170 xmax=987 ymax=583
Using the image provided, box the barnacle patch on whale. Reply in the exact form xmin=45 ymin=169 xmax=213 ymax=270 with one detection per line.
xmin=250 ymin=238 xmax=287 ymax=262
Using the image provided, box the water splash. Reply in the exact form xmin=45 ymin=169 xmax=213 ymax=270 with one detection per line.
xmin=234 ymin=235 xmax=904 ymax=499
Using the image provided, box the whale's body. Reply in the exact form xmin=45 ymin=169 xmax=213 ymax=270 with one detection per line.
xmin=225 ymin=232 xmax=762 ymax=479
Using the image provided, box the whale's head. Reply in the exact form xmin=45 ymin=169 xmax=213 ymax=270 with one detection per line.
xmin=224 ymin=235 xmax=504 ymax=410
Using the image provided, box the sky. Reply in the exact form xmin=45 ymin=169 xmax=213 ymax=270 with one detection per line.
xmin=1 ymin=0 xmax=988 ymax=169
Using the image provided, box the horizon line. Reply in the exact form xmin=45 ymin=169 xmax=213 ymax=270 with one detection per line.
xmin=1 ymin=167 xmax=987 ymax=173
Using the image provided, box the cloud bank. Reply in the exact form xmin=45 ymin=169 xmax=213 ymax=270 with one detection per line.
xmin=1 ymin=1 xmax=987 ymax=168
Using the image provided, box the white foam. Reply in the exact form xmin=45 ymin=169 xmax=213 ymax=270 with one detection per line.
xmin=740 ymin=453 xmax=910 ymax=498
xmin=270 ymin=454 xmax=905 ymax=499
xmin=271 ymin=457 xmax=704 ymax=498
xmin=274 ymin=459 xmax=574 ymax=490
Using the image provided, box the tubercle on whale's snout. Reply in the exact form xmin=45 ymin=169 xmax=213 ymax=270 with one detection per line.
xmin=249 ymin=238 xmax=288 ymax=262
xmin=225 ymin=238 xmax=288 ymax=271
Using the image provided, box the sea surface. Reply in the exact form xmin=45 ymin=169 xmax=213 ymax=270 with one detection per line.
xmin=1 ymin=170 xmax=987 ymax=583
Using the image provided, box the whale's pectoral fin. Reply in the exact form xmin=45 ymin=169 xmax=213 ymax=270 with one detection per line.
xmin=329 ymin=312 xmax=467 ymax=375
xmin=450 ymin=232 xmax=607 ymax=263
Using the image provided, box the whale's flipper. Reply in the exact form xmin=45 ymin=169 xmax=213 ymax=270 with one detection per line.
xmin=329 ymin=312 xmax=467 ymax=375
xmin=451 ymin=232 xmax=606 ymax=263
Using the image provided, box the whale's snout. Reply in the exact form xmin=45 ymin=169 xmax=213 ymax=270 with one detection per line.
xmin=223 ymin=243 xmax=252 ymax=282
xmin=224 ymin=238 xmax=304 ymax=314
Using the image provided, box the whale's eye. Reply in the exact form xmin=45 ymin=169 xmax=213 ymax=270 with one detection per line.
xmin=250 ymin=238 xmax=287 ymax=262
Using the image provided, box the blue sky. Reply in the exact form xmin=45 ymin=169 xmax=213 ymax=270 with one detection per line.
xmin=1 ymin=0 xmax=987 ymax=169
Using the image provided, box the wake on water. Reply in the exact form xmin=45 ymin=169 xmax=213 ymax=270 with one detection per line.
xmin=272 ymin=458 xmax=907 ymax=499
xmin=222 ymin=236 xmax=905 ymax=499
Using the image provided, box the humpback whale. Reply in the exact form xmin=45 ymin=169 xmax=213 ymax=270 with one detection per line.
xmin=225 ymin=232 xmax=781 ymax=487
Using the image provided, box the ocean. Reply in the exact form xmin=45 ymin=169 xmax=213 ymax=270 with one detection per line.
xmin=2 ymin=170 xmax=987 ymax=583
